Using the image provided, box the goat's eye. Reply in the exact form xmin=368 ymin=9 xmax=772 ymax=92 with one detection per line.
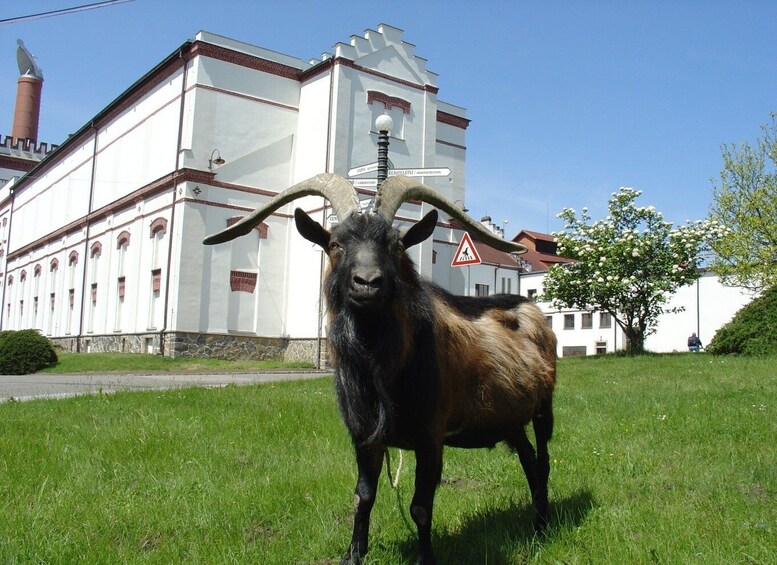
xmin=396 ymin=241 xmax=405 ymax=254
xmin=328 ymin=241 xmax=341 ymax=252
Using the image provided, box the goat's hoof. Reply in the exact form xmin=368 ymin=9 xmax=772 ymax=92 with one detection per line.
xmin=533 ymin=514 xmax=549 ymax=536
xmin=340 ymin=553 xmax=362 ymax=565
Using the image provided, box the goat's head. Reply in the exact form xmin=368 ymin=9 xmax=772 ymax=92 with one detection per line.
xmin=203 ymin=173 xmax=528 ymax=311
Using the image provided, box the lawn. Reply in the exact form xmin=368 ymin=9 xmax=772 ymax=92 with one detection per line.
xmin=0 ymin=354 xmax=774 ymax=564
xmin=41 ymin=352 xmax=313 ymax=373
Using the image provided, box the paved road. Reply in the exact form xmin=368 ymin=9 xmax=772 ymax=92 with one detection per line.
xmin=0 ymin=370 xmax=330 ymax=402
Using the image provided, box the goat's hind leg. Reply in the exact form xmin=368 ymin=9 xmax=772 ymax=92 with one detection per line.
xmin=341 ymin=444 xmax=384 ymax=565
xmin=531 ymin=397 xmax=554 ymax=533
xmin=506 ymin=428 xmax=538 ymax=497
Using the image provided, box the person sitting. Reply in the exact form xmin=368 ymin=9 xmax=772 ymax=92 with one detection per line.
xmin=687 ymin=332 xmax=702 ymax=352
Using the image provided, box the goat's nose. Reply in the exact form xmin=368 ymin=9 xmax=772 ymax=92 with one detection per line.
xmin=352 ymin=270 xmax=383 ymax=291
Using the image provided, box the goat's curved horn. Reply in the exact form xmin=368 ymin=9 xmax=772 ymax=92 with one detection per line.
xmin=203 ymin=173 xmax=360 ymax=245
xmin=374 ymin=176 xmax=528 ymax=254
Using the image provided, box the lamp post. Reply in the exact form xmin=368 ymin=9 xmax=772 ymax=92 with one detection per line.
xmin=375 ymin=114 xmax=393 ymax=189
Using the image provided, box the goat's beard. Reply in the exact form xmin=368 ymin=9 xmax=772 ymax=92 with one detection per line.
xmin=328 ymin=309 xmax=402 ymax=446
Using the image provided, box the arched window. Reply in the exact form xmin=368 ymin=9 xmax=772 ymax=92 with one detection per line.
xmin=116 ymin=230 xmax=131 ymax=249
xmin=90 ymin=241 xmax=102 ymax=258
xmin=149 ymin=218 xmax=168 ymax=238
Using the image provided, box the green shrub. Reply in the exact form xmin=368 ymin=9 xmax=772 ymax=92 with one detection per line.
xmin=707 ymin=285 xmax=777 ymax=355
xmin=0 ymin=329 xmax=58 ymax=375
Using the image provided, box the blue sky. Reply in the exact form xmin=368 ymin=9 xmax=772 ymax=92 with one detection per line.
xmin=2 ymin=0 xmax=775 ymax=234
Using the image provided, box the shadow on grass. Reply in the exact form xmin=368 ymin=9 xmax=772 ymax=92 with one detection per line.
xmin=389 ymin=489 xmax=594 ymax=565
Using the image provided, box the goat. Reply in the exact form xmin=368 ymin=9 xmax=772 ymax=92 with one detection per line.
xmin=204 ymin=174 xmax=557 ymax=565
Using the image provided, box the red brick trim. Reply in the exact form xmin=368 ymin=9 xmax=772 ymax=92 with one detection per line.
xmin=336 ymin=58 xmax=438 ymax=94
xmin=196 ymin=84 xmax=299 ymax=113
xmin=116 ymin=230 xmax=130 ymax=248
xmin=436 ymin=139 xmax=466 ymax=151
xmin=190 ymin=41 xmax=302 ymax=80
xmin=149 ymin=217 xmax=168 ymax=238
xmin=151 ymin=268 xmax=162 ymax=292
xmin=230 ymin=270 xmax=257 ymax=293
xmin=50 ymin=258 xmax=59 ymax=270
xmin=20 ymin=270 xmax=26 ymax=282
xmin=68 ymin=250 xmax=78 ymax=265
xmin=117 ymin=276 xmax=126 ymax=298
xmin=437 ymin=111 xmax=470 ymax=129
xmin=367 ymin=91 xmax=411 ymax=114
xmin=33 ymin=264 xmax=42 ymax=276
xmin=90 ymin=241 xmax=102 ymax=257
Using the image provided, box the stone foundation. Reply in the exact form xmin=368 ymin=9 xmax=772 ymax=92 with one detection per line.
xmin=50 ymin=332 xmax=325 ymax=366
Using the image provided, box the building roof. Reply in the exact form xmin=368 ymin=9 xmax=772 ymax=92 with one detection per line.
xmin=510 ymin=229 xmax=574 ymax=272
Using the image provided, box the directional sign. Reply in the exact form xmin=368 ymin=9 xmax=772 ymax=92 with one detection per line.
xmin=451 ymin=232 xmax=482 ymax=267
xmin=388 ymin=167 xmax=451 ymax=178
xmin=348 ymin=162 xmax=379 ymax=177
xmin=348 ymin=178 xmax=378 ymax=188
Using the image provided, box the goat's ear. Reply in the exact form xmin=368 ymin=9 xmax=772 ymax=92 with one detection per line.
xmin=402 ymin=209 xmax=438 ymax=249
xmin=294 ymin=208 xmax=330 ymax=249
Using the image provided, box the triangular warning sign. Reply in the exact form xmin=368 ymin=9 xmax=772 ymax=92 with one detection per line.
xmin=451 ymin=232 xmax=482 ymax=267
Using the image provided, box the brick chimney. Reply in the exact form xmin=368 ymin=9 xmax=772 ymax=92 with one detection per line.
xmin=12 ymin=40 xmax=44 ymax=143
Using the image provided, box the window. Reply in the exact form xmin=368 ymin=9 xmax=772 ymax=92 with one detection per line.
xmin=600 ymin=312 xmax=612 ymax=329
xmin=581 ymin=313 xmax=593 ymax=329
xmin=527 ymin=289 xmax=537 ymax=300
xmin=475 ymin=284 xmax=490 ymax=297
xmin=87 ymin=283 xmax=97 ymax=333
xmin=545 ymin=315 xmax=553 ymax=328
xmin=562 ymin=345 xmax=587 ymax=357
xmin=501 ymin=277 xmax=512 ymax=294
xmin=368 ymin=90 xmax=410 ymax=139
xmin=596 ymin=341 xmax=608 ymax=355
xmin=564 ymin=314 xmax=575 ymax=330
xmin=48 ymin=293 xmax=55 ymax=335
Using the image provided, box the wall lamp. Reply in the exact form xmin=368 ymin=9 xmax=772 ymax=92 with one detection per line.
xmin=208 ymin=149 xmax=226 ymax=170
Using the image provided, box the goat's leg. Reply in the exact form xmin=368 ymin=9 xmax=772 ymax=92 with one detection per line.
xmin=531 ymin=398 xmax=554 ymax=533
xmin=410 ymin=442 xmax=443 ymax=565
xmin=507 ymin=428 xmax=538 ymax=496
xmin=341 ymin=444 xmax=384 ymax=565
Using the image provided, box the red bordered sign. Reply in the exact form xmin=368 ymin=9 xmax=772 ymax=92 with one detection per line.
xmin=451 ymin=232 xmax=482 ymax=267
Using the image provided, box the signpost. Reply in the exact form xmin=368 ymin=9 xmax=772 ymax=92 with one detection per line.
xmin=388 ymin=167 xmax=451 ymax=178
xmin=451 ymin=232 xmax=481 ymax=297
xmin=451 ymin=232 xmax=481 ymax=267
xmin=347 ymin=163 xmax=451 ymax=184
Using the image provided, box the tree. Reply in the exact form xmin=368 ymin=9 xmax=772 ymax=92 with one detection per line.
xmin=542 ymin=187 xmax=726 ymax=354
xmin=708 ymin=114 xmax=777 ymax=293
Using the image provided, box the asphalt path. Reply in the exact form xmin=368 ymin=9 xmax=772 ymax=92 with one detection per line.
xmin=0 ymin=370 xmax=330 ymax=403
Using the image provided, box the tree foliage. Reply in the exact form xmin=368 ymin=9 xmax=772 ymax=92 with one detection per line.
xmin=706 ymin=285 xmax=777 ymax=356
xmin=543 ymin=187 xmax=726 ymax=354
xmin=708 ymin=114 xmax=777 ymax=293
xmin=0 ymin=329 xmax=58 ymax=375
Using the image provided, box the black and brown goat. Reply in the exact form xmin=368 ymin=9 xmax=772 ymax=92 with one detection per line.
xmin=204 ymin=174 xmax=557 ymax=565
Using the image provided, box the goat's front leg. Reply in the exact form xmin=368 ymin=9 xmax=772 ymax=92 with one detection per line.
xmin=410 ymin=441 xmax=443 ymax=565
xmin=341 ymin=443 xmax=384 ymax=565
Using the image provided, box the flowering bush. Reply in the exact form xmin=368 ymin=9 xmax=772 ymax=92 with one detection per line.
xmin=542 ymin=187 xmax=728 ymax=354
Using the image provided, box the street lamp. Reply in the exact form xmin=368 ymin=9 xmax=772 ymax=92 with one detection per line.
xmin=375 ymin=114 xmax=393 ymax=188
xmin=208 ymin=148 xmax=225 ymax=170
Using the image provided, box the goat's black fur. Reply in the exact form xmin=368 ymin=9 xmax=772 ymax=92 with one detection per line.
xmin=294 ymin=208 xmax=557 ymax=565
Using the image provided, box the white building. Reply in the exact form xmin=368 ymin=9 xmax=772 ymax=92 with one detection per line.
xmin=0 ymin=25 xmax=752 ymax=362
xmin=0 ymin=26 xmax=474 ymax=362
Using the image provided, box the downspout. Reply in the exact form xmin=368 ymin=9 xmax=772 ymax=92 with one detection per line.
xmin=0 ymin=186 xmax=15 ymax=330
xmin=316 ymin=59 xmax=336 ymax=370
xmin=159 ymin=47 xmax=189 ymax=356
xmin=76 ymin=123 xmax=99 ymax=352
xmin=696 ymin=276 xmax=701 ymax=340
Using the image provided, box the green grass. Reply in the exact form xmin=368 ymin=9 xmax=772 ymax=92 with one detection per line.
xmin=1 ymin=354 xmax=774 ymax=564
xmin=41 ymin=352 xmax=314 ymax=373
